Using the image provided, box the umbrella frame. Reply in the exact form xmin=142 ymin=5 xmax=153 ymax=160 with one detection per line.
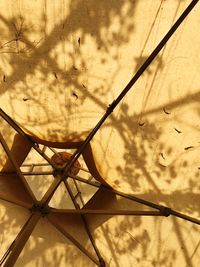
xmin=0 ymin=0 xmax=200 ymax=266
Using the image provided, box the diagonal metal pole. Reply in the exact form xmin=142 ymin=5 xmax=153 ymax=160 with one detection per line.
xmin=0 ymin=195 xmax=31 ymax=209
xmin=68 ymin=174 xmax=200 ymax=225
xmin=0 ymin=0 xmax=198 ymax=208
xmin=169 ymin=209 xmax=200 ymax=225
xmin=0 ymin=3 xmax=197 ymax=267
xmin=107 ymin=188 xmax=200 ymax=225
xmin=0 ymin=108 xmax=57 ymax=169
xmin=64 ymin=180 xmax=105 ymax=266
xmin=26 ymin=0 xmax=199 ymax=203
xmin=69 ymin=174 xmax=200 ymax=225
xmin=69 ymin=174 xmax=101 ymax=187
xmin=2 ymin=213 xmax=41 ymax=267
xmin=59 ymin=0 xmax=199 ymax=174
xmin=40 ymin=177 xmax=62 ymax=204
xmin=47 ymin=217 xmax=100 ymax=266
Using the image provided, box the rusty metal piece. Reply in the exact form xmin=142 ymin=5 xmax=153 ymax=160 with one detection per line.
xmin=51 ymin=151 xmax=81 ymax=176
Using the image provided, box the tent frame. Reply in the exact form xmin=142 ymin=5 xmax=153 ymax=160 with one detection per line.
xmin=0 ymin=0 xmax=200 ymax=266
xmin=0 ymin=102 xmax=199 ymax=267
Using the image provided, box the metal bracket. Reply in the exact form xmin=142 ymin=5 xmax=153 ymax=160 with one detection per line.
xmin=99 ymin=257 xmax=106 ymax=267
xmin=29 ymin=203 xmax=50 ymax=216
xmin=160 ymin=206 xmax=172 ymax=217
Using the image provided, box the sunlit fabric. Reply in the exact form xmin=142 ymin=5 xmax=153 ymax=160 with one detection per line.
xmin=0 ymin=1 xmax=200 ymax=266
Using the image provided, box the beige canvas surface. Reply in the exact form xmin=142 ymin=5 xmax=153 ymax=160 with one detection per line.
xmin=0 ymin=0 xmax=200 ymax=266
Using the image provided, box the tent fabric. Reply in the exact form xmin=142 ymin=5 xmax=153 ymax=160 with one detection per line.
xmin=0 ymin=0 xmax=200 ymax=192
xmin=0 ymin=133 xmax=34 ymax=206
xmin=0 ymin=0 xmax=200 ymax=266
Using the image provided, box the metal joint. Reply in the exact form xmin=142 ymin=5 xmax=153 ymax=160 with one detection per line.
xmin=107 ymin=100 xmax=116 ymax=112
xmin=99 ymin=257 xmax=106 ymax=267
xmin=160 ymin=206 xmax=172 ymax=217
xmin=52 ymin=168 xmax=67 ymax=179
xmin=30 ymin=204 xmax=50 ymax=216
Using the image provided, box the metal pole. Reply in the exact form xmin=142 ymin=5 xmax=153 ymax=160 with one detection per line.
xmin=68 ymin=174 xmax=101 ymax=188
xmin=16 ymin=0 xmax=199 ymax=203
xmin=0 ymin=109 xmax=57 ymax=169
xmin=3 ymin=213 xmax=41 ymax=267
xmin=0 ymin=195 xmax=31 ymax=209
xmin=64 ymin=180 xmax=105 ymax=266
xmin=50 ymin=209 xmax=163 ymax=216
xmin=59 ymin=0 xmax=200 ymax=177
xmin=47 ymin=217 xmax=100 ymax=266
xmin=0 ymin=0 xmax=198 ymax=213
xmin=0 ymin=171 xmax=53 ymax=176
xmin=108 ymin=188 xmax=200 ymax=225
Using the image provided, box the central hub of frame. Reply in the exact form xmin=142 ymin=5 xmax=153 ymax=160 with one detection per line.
xmin=30 ymin=203 xmax=50 ymax=216
xmin=51 ymin=151 xmax=81 ymax=179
